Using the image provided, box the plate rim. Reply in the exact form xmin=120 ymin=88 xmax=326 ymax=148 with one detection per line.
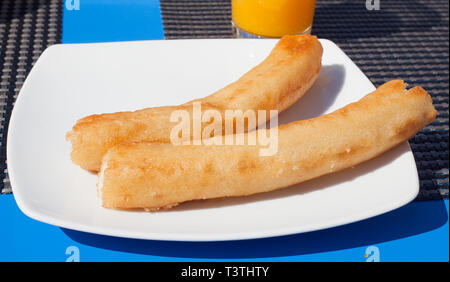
xmin=7 ymin=38 xmax=420 ymax=241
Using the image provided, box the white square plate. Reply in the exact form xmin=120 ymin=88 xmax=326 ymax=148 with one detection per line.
xmin=8 ymin=39 xmax=419 ymax=241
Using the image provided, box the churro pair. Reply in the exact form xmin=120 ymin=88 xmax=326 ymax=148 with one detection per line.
xmin=66 ymin=35 xmax=436 ymax=211
xmin=98 ymin=80 xmax=436 ymax=210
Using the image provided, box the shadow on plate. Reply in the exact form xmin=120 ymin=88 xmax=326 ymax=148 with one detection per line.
xmin=277 ymin=64 xmax=346 ymax=125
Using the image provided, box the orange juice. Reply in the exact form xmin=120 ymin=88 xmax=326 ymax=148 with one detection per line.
xmin=232 ymin=0 xmax=317 ymax=38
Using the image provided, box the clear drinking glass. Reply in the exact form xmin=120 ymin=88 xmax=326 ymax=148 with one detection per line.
xmin=232 ymin=0 xmax=317 ymax=38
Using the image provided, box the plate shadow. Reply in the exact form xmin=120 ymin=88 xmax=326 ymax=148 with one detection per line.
xmin=62 ymin=199 xmax=447 ymax=259
xmin=277 ymin=64 xmax=346 ymax=126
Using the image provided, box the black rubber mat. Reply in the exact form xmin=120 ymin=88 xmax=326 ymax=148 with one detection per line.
xmin=0 ymin=0 xmax=63 ymax=193
xmin=160 ymin=0 xmax=449 ymax=200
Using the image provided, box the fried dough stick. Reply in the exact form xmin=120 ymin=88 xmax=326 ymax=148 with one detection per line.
xmin=67 ymin=35 xmax=323 ymax=171
xmin=98 ymin=80 xmax=436 ymax=210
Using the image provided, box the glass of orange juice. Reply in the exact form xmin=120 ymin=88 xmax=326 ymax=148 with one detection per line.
xmin=232 ymin=0 xmax=317 ymax=38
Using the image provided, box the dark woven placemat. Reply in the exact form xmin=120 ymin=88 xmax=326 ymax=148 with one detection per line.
xmin=160 ymin=0 xmax=449 ymax=201
xmin=0 ymin=0 xmax=63 ymax=194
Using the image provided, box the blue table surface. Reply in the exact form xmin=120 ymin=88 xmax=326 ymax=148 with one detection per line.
xmin=0 ymin=0 xmax=448 ymax=262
